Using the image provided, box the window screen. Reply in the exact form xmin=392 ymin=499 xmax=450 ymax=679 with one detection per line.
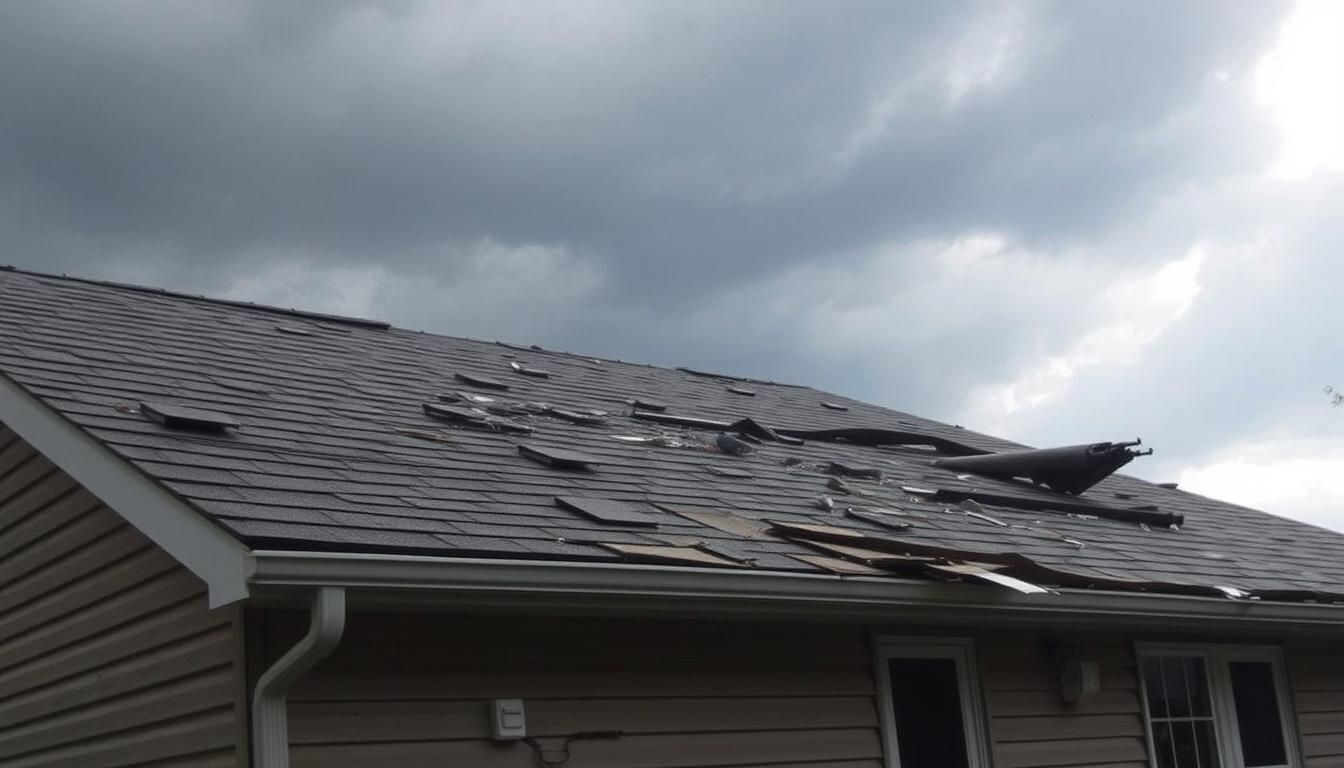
xmin=888 ymin=657 xmax=971 ymax=768
xmin=1142 ymin=656 xmax=1222 ymax=768
xmin=1228 ymin=661 xmax=1288 ymax=767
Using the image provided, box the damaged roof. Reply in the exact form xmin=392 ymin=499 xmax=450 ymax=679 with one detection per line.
xmin=2 ymin=266 xmax=1343 ymax=604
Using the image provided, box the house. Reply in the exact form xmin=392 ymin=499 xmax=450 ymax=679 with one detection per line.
xmin=1 ymin=264 xmax=1342 ymax=768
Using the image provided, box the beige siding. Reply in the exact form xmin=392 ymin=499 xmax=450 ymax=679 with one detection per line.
xmin=1292 ymin=640 xmax=1344 ymax=768
xmin=0 ymin=424 xmax=245 ymax=767
xmin=978 ymin=631 xmax=1148 ymax=768
xmin=264 ymin=612 xmax=883 ymax=768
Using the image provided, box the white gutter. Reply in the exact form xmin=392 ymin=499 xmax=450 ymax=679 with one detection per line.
xmin=251 ymin=586 xmax=346 ymax=768
xmin=246 ymin=551 xmax=1344 ymax=631
xmin=0 ymin=372 xmax=251 ymax=606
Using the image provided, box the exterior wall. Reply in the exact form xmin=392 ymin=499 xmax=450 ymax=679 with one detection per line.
xmin=266 ymin=612 xmax=885 ymax=768
xmin=0 ymin=424 xmax=246 ymax=767
xmin=1291 ymin=640 xmax=1344 ymax=768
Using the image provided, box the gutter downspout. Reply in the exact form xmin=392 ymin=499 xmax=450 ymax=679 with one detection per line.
xmin=251 ymin=586 xmax=346 ymax=768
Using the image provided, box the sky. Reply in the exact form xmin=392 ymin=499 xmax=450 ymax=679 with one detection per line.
xmin=1 ymin=1 xmax=1341 ymax=530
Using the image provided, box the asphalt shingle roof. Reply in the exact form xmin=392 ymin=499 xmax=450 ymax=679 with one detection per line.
xmin=2 ymin=267 xmax=1343 ymax=600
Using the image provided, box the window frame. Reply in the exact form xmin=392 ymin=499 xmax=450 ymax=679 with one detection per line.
xmin=1136 ymin=643 xmax=1301 ymax=768
xmin=872 ymin=636 xmax=990 ymax=768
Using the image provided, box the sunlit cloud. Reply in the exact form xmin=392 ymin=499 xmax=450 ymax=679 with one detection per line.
xmin=1256 ymin=0 xmax=1344 ymax=178
xmin=1179 ymin=438 xmax=1344 ymax=532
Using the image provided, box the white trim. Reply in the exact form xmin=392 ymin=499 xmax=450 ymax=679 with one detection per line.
xmin=0 ymin=373 xmax=251 ymax=606
xmin=872 ymin=636 xmax=990 ymax=768
xmin=1135 ymin=643 xmax=1301 ymax=768
xmin=248 ymin=550 xmax=1344 ymax=628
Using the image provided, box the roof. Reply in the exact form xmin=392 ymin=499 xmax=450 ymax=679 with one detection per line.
xmin=1 ymin=266 xmax=1342 ymax=605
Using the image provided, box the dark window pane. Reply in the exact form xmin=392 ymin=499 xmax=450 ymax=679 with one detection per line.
xmin=1153 ymin=722 xmax=1178 ymax=768
xmin=1183 ymin=657 xmax=1213 ymax=717
xmin=888 ymin=657 xmax=970 ymax=768
xmin=1162 ymin=657 xmax=1193 ymax=717
xmin=1166 ymin=720 xmax=1222 ymax=768
xmin=1229 ymin=661 xmax=1288 ymax=767
xmin=1145 ymin=658 xmax=1171 ymax=719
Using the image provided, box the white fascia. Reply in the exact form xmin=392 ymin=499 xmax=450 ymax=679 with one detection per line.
xmin=0 ymin=373 xmax=251 ymax=606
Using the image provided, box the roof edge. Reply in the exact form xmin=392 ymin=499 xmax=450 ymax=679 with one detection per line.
xmin=0 ymin=371 xmax=251 ymax=607
xmin=247 ymin=550 xmax=1344 ymax=631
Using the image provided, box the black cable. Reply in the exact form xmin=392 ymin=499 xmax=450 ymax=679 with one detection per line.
xmin=523 ymin=731 xmax=623 ymax=768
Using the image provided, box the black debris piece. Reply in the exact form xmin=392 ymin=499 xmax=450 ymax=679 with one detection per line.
xmin=705 ymin=465 xmax=753 ymax=479
xmin=777 ymin=427 xmax=985 ymax=456
xmin=633 ymin=411 xmax=733 ymax=430
xmin=827 ymin=477 xmax=853 ymax=494
xmin=628 ymin=398 xmax=668 ymax=412
xmin=1157 ymin=482 xmax=1179 ymax=489
xmin=716 ymin=432 xmax=755 ymax=456
xmin=274 ymin=324 xmax=313 ymax=336
xmin=931 ymin=440 xmax=1152 ymax=495
xmin=139 ymin=401 xmax=240 ymax=432
xmin=827 ymin=461 xmax=883 ymax=481
xmin=730 ymin=417 xmax=804 ymax=446
xmin=519 ymin=444 xmax=599 ymax=470
xmin=510 ymin=361 xmax=551 ymax=378
xmin=930 ymin=487 xmax=1182 ymax=528
xmin=816 ymin=495 xmax=835 ymax=512
xmin=555 ymin=496 xmax=659 ymax=528
xmin=845 ymin=507 xmax=913 ymax=531
xmin=454 ymin=372 xmax=511 ymax=391
xmin=820 ymin=401 xmax=849 ymax=411
xmin=727 ymin=386 xmax=756 ymax=397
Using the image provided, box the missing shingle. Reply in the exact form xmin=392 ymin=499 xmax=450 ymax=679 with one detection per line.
xmin=519 ymin=444 xmax=598 ymax=470
xmin=820 ymin=401 xmax=849 ymax=411
xmin=727 ymin=386 xmax=756 ymax=397
xmin=454 ymin=372 xmax=511 ymax=391
xmin=555 ymin=496 xmax=658 ymax=527
xmin=139 ymin=401 xmax=240 ymax=432
xmin=510 ymin=361 xmax=551 ymax=378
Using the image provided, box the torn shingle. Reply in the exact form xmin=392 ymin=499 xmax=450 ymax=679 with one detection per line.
xmin=555 ymin=496 xmax=660 ymax=528
xmin=454 ymin=372 xmax=511 ymax=391
xmin=510 ymin=361 xmax=551 ymax=378
xmin=139 ymin=401 xmax=240 ymax=432
xmin=519 ymin=444 xmax=598 ymax=470
xmin=597 ymin=542 xmax=747 ymax=568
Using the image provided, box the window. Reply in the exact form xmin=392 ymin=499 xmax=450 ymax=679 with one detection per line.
xmin=874 ymin=637 xmax=988 ymax=768
xmin=1138 ymin=645 xmax=1300 ymax=768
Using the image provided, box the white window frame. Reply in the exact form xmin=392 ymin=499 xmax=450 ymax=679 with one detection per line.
xmin=872 ymin=636 xmax=990 ymax=768
xmin=1136 ymin=643 xmax=1301 ymax=768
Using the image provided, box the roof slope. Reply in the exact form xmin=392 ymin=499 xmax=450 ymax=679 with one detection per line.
xmin=1 ymin=267 xmax=1341 ymax=601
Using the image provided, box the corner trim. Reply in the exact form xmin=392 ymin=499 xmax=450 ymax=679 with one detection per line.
xmin=0 ymin=372 xmax=251 ymax=606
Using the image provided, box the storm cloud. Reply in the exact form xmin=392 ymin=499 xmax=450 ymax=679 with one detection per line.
xmin=2 ymin=1 xmax=1341 ymax=528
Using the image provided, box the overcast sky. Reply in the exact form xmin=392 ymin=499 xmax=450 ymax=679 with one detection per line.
xmin=2 ymin=1 xmax=1341 ymax=530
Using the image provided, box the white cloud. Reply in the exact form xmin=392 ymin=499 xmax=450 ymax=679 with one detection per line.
xmin=1178 ymin=437 xmax=1344 ymax=532
xmin=1256 ymin=0 xmax=1344 ymax=178
xmin=960 ymin=244 xmax=1205 ymax=429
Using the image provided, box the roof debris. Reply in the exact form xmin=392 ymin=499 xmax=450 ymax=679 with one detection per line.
xmin=543 ymin=406 xmax=609 ymax=426
xmin=845 ymin=507 xmax=913 ymax=531
xmin=628 ymin=398 xmax=668 ymax=412
xmin=422 ymin=402 xmax=532 ymax=434
xmin=555 ymin=496 xmax=659 ymax=528
xmin=518 ymin=444 xmax=597 ymax=470
xmin=927 ymin=563 xmax=1055 ymax=595
xmin=510 ymin=361 xmax=551 ymax=378
xmin=632 ymin=411 xmax=733 ymax=430
xmin=820 ymin=401 xmax=849 ymax=411
xmin=827 ymin=461 xmax=883 ymax=481
xmin=139 ymin=401 xmax=240 ymax=432
xmin=705 ymin=465 xmax=753 ymax=479
xmin=930 ymin=487 xmax=1182 ymax=528
xmin=727 ymin=386 xmax=756 ymax=396
xmin=454 ymin=372 xmax=511 ymax=391
xmin=932 ymin=440 xmax=1152 ymax=495
xmin=715 ymin=433 xmax=755 ymax=456
xmin=815 ymin=495 xmax=835 ymax=512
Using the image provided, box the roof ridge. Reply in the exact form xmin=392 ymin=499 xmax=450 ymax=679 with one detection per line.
xmin=0 ymin=264 xmax=391 ymax=330
xmin=1 ymin=263 xmax=819 ymax=388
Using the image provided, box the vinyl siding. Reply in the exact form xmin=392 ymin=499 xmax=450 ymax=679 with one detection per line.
xmin=1292 ymin=640 xmax=1344 ymax=768
xmin=263 ymin=612 xmax=885 ymax=768
xmin=978 ymin=631 xmax=1148 ymax=768
xmin=0 ymin=423 xmax=245 ymax=767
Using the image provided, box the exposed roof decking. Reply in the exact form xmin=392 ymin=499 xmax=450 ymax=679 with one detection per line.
xmin=2 ymin=267 xmax=1343 ymax=599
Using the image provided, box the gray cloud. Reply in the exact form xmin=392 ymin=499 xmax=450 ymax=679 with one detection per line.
xmin=3 ymin=0 xmax=1341 ymax=524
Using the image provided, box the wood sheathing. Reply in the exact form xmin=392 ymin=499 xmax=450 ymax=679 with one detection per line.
xmin=0 ymin=423 xmax=245 ymax=767
xmin=1290 ymin=640 xmax=1344 ymax=767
